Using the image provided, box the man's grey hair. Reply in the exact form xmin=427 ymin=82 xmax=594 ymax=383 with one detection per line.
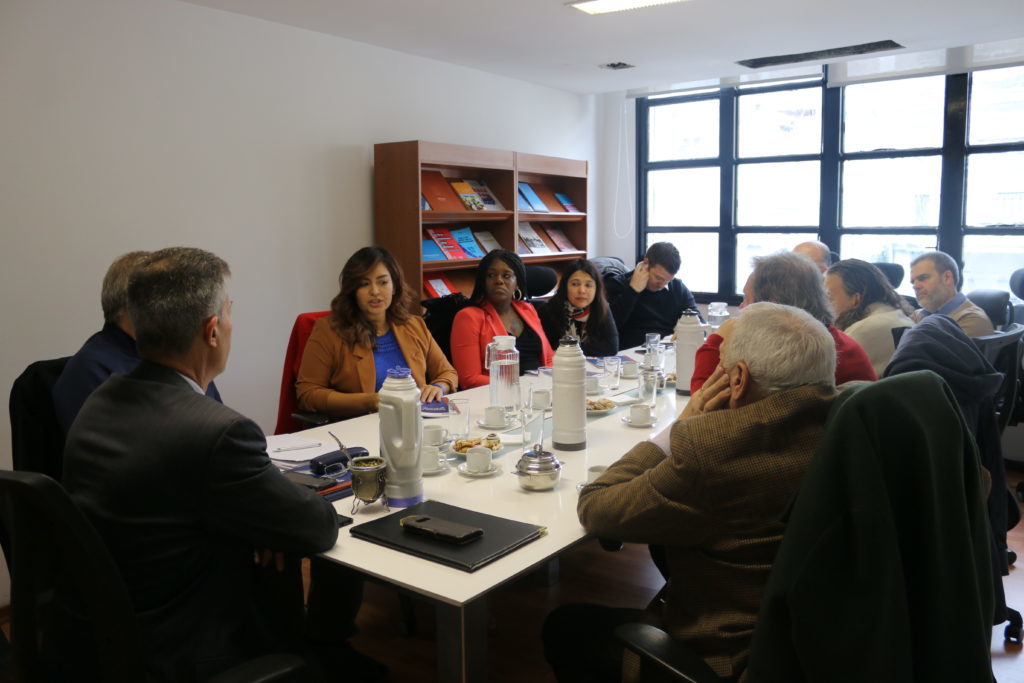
xmin=911 ymin=250 xmax=961 ymax=290
xmin=722 ymin=302 xmax=836 ymax=393
xmin=127 ymin=247 xmax=230 ymax=358
xmin=101 ymin=251 xmax=150 ymax=323
xmin=751 ymin=251 xmax=834 ymax=326
xmin=793 ymin=240 xmax=831 ymax=270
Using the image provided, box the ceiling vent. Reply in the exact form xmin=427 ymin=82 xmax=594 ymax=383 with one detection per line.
xmin=737 ymin=40 xmax=904 ymax=69
xmin=600 ymin=62 xmax=636 ymax=70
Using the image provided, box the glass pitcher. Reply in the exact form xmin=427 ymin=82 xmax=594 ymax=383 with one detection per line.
xmin=484 ymin=335 xmax=520 ymax=418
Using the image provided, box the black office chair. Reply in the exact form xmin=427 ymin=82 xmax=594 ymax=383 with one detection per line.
xmin=421 ymin=292 xmax=470 ymax=364
xmin=967 ymin=288 xmax=1014 ymax=330
xmin=0 ymin=470 xmax=307 ymax=683
xmin=872 ymin=261 xmax=904 ymax=288
xmin=972 ymin=322 xmax=1024 ymax=434
xmin=9 ymin=357 xmax=70 ymax=481
xmin=616 ymin=372 xmax=997 ymax=681
xmin=524 ymin=265 xmax=559 ymax=299
xmin=591 ymin=255 xmax=627 ymax=282
xmin=1011 ymin=268 xmax=1024 ymax=327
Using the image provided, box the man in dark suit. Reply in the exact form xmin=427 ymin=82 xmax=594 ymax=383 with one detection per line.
xmin=53 ymin=250 xmax=223 ymax=434
xmin=62 ymin=247 xmax=339 ymax=682
xmin=544 ymin=302 xmax=839 ymax=683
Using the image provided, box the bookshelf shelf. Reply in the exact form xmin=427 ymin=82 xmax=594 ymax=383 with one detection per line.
xmin=374 ymin=140 xmax=588 ymax=305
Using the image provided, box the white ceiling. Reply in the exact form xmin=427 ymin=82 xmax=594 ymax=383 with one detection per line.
xmin=180 ymin=0 xmax=1024 ymax=94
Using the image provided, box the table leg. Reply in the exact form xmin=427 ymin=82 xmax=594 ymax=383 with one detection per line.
xmin=435 ymin=597 xmax=488 ymax=683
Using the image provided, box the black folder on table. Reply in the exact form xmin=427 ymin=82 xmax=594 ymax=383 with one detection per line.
xmin=349 ymin=500 xmax=546 ymax=572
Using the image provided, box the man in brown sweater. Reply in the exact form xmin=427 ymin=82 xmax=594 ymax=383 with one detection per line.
xmin=544 ymin=302 xmax=839 ymax=683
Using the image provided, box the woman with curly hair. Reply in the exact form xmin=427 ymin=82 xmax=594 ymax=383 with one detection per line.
xmin=296 ymin=246 xmax=457 ymax=418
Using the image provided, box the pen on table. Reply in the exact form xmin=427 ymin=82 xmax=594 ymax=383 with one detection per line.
xmin=271 ymin=442 xmax=322 ymax=453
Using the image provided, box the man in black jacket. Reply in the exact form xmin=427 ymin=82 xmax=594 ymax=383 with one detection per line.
xmin=605 ymin=242 xmax=700 ymax=349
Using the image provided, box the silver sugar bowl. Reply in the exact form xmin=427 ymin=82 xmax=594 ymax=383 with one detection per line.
xmin=513 ymin=447 xmax=562 ymax=491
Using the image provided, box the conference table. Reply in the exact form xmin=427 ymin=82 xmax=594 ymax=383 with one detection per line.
xmin=296 ymin=359 xmax=688 ymax=683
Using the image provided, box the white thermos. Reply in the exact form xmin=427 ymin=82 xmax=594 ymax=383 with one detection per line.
xmin=551 ymin=336 xmax=586 ymax=451
xmin=378 ymin=367 xmax=423 ymax=507
xmin=675 ymin=310 xmax=705 ymax=396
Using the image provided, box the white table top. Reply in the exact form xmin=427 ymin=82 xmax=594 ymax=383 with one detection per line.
xmin=296 ymin=366 xmax=688 ymax=607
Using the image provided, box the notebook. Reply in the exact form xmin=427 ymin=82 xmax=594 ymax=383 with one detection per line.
xmin=349 ymin=500 xmax=546 ymax=572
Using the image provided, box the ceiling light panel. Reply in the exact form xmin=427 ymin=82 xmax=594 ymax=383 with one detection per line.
xmin=569 ymin=0 xmax=691 ymax=16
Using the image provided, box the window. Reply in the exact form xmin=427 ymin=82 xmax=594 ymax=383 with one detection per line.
xmin=637 ymin=65 xmax=1024 ymax=303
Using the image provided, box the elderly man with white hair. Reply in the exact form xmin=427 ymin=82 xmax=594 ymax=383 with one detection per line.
xmin=543 ymin=302 xmax=839 ymax=683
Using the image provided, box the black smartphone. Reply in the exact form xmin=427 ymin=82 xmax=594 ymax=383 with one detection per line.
xmin=283 ymin=471 xmax=336 ymax=491
xmin=400 ymin=515 xmax=483 ymax=545
xmin=336 ymin=513 xmax=353 ymax=528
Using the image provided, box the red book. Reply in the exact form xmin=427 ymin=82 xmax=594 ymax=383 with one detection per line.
xmin=425 ymin=228 xmax=469 ymax=259
xmin=424 ymin=275 xmax=458 ymax=298
xmin=421 ymin=170 xmax=467 ymax=212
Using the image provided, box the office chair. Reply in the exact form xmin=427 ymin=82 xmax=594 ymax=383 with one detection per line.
xmin=872 ymin=262 xmax=919 ymax=310
xmin=421 ymin=292 xmax=470 ymax=363
xmin=971 ymin=323 xmax=1024 ymax=433
xmin=1011 ymin=268 xmax=1024 ymax=326
xmin=9 ymin=357 xmax=70 ymax=480
xmin=616 ymin=372 xmax=996 ymax=682
xmin=967 ymin=288 xmax=1014 ymax=330
xmin=524 ymin=265 xmax=559 ymax=299
xmin=0 ymin=469 xmax=306 ymax=683
xmin=274 ymin=311 xmax=332 ymax=434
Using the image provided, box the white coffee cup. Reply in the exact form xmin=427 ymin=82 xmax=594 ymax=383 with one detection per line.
xmin=420 ymin=444 xmax=442 ymax=469
xmin=585 ymin=376 xmax=600 ymax=393
xmin=530 ymin=388 xmax=551 ymax=411
xmin=586 ymin=465 xmax=608 ymax=483
xmin=466 ymin=446 xmax=492 ymax=473
xmin=484 ymin=405 xmax=507 ymax=427
xmin=621 ymin=360 xmax=639 ymax=379
xmin=630 ymin=403 xmax=652 ymax=424
xmin=423 ymin=423 xmax=450 ymax=447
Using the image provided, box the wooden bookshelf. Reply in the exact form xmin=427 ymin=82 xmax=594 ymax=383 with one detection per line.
xmin=374 ymin=140 xmax=588 ymax=306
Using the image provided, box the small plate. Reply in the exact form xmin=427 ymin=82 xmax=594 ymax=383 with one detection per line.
xmin=586 ymin=388 xmax=605 ymax=396
xmin=421 ymin=463 xmax=450 ymax=476
xmin=476 ymin=418 xmax=521 ymax=431
xmin=586 ymin=407 xmax=615 ymax=416
xmin=621 ymin=415 xmax=656 ymax=428
xmin=457 ymin=462 xmax=503 ymax=478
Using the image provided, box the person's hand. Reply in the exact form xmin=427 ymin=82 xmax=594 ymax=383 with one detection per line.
xmin=629 ymin=262 xmax=650 ymax=293
xmin=680 ymin=365 xmax=731 ymax=419
xmin=420 ymin=384 xmax=444 ymax=403
xmin=256 ymin=549 xmax=285 ymax=572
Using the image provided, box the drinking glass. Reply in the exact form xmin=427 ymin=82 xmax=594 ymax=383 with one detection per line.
xmin=520 ymin=386 xmax=546 ymax=455
xmin=637 ymin=369 xmax=659 ymax=408
xmin=707 ymin=302 xmax=729 ymax=331
xmin=645 ymin=332 xmax=661 ymax=350
xmin=601 ymin=357 xmax=621 ymax=390
xmin=447 ymin=398 xmax=470 ymax=441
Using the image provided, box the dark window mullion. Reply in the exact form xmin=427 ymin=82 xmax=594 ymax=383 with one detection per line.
xmin=937 ymin=73 xmax=969 ymax=259
xmin=635 ymin=97 xmax=651 ymax=264
xmin=820 ymin=78 xmax=842 ymax=255
xmin=719 ymin=89 xmax=737 ymax=297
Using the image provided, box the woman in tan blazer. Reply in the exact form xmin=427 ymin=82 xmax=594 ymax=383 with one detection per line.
xmin=296 ymin=247 xmax=457 ymax=419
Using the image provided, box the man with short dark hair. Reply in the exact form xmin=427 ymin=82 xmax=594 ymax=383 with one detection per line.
xmin=62 ymin=248 xmax=338 ymax=682
xmin=909 ymin=250 xmax=993 ymax=337
xmin=53 ymin=250 xmax=221 ymax=434
xmin=543 ymin=303 xmax=839 ymax=682
xmin=605 ymin=242 xmax=700 ymax=349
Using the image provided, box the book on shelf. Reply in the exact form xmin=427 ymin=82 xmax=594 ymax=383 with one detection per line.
xmin=422 ymin=238 xmax=446 ymax=261
xmin=423 ymin=275 xmax=458 ymax=298
xmin=529 ymin=183 xmax=567 ymax=212
xmin=421 ymin=195 xmax=432 ymax=211
xmin=517 ymin=236 xmax=532 ymax=255
xmin=517 ymin=182 xmax=549 ymax=212
xmin=474 ymin=230 xmax=502 ymax=253
xmin=516 ymin=190 xmax=533 ymax=211
xmin=448 ymin=180 xmax=486 ymax=211
xmin=465 ymin=179 xmax=504 ymax=211
xmin=421 ymin=170 xmax=466 ymax=212
xmin=541 ymin=224 xmax=577 ymax=252
xmin=425 ymin=227 xmax=469 ymax=259
xmin=518 ymin=223 xmax=552 ymax=254
xmin=553 ymin=191 xmax=580 ymax=213
xmin=448 ymin=226 xmax=486 ymax=258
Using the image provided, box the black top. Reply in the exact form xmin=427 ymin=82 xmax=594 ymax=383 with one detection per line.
xmin=605 ymin=272 xmax=701 ymax=349
xmin=534 ymin=300 xmax=619 ymax=357
xmin=516 ymin=324 xmax=544 ymax=374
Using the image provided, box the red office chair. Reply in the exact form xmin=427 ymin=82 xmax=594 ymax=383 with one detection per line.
xmin=274 ymin=311 xmax=330 ymax=434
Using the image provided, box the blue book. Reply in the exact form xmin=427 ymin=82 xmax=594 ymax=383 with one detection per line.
xmin=422 ymin=239 xmax=446 ymax=261
xmin=449 ymin=227 xmax=485 ymax=258
xmin=517 ymin=182 xmax=549 ymax=212
xmin=516 ymin=190 xmax=533 ymax=211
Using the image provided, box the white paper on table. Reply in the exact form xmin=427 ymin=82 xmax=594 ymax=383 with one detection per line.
xmin=264 ymin=434 xmax=337 ymax=462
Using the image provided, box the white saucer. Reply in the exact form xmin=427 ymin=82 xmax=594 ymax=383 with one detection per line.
xmin=621 ymin=415 xmax=656 ymax=428
xmin=586 ymin=407 xmax=614 ymax=416
xmin=586 ymin=388 xmax=605 ymax=396
xmin=457 ymin=462 xmax=502 ymax=478
xmin=476 ymin=418 xmax=520 ymax=431
xmin=421 ymin=464 xmax=450 ymax=476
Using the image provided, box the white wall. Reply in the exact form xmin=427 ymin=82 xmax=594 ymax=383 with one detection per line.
xmin=0 ymin=0 xmax=601 ymax=603
xmin=593 ymin=91 xmax=638 ymax=264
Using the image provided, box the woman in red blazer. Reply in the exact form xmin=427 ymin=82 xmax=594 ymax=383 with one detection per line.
xmin=451 ymin=249 xmax=554 ymax=389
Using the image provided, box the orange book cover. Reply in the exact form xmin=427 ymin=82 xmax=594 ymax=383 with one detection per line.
xmin=528 ymin=183 xmax=568 ymax=213
xmin=421 ymin=170 xmax=467 ymax=212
